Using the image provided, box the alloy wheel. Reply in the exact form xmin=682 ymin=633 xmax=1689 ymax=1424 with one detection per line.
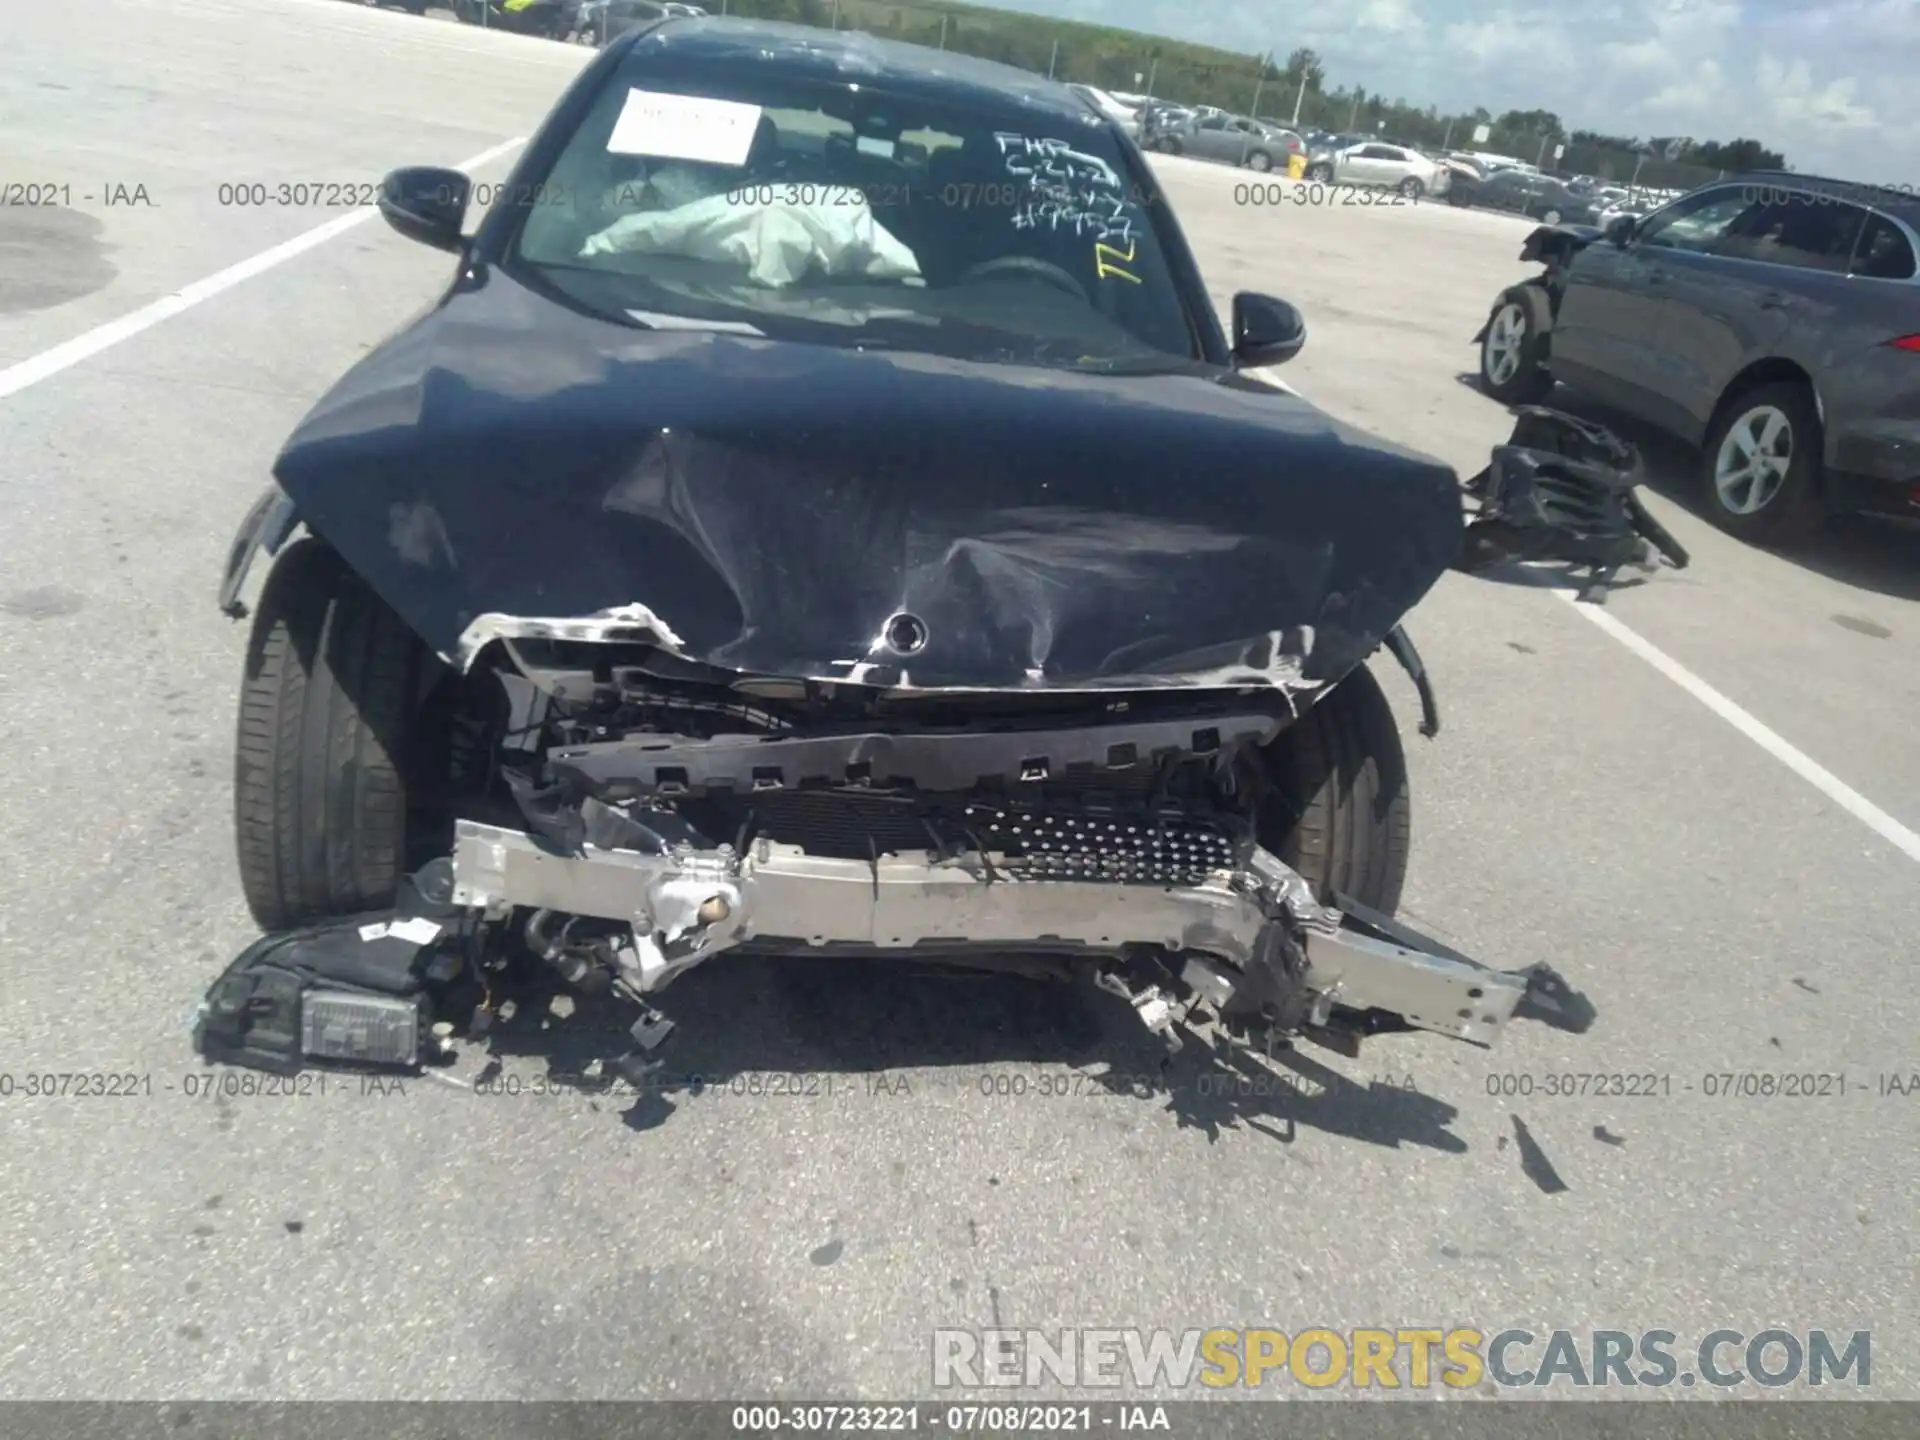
xmin=1713 ymin=405 xmax=1794 ymax=514
xmin=1482 ymin=302 xmax=1527 ymax=386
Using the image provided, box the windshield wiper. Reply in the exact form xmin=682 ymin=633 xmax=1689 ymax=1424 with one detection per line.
xmin=624 ymin=309 xmax=768 ymax=336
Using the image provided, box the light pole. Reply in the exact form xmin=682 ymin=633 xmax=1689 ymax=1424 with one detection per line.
xmin=1241 ymin=51 xmax=1270 ymax=162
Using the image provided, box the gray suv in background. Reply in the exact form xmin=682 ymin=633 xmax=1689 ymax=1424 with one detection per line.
xmin=1476 ymin=173 xmax=1920 ymax=544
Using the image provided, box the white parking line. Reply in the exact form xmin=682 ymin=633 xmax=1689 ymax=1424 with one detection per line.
xmin=0 ymin=137 xmax=526 ymax=403
xmin=1558 ymin=590 xmax=1920 ymax=863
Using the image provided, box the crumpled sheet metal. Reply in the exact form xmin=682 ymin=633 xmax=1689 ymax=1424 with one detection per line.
xmin=272 ymin=278 xmax=1467 ymax=694
xmin=1454 ymin=406 xmax=1689 ymax=589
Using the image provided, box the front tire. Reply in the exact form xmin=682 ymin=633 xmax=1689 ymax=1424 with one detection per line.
xmin=1398 ymin=176 xmax=1425 ymax=199
xmin=1479 ymin=283 xmax=1555 ymax=405
xmin=1701 ymin=380 xmax=1825 ymax=545
xmin=1306 ymin=161 xmax=1333 ymax=182
xmin=1258 ymin=663 xmax=1411 ymax=916
xmin=234 ymin=539 xmax=438 ymax=931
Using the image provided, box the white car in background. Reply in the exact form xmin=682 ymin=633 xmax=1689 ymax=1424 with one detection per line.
xmin=1304 ymin=141 xmax=1447 ymax=199
xmin=1067 ymin=83 xmax=1142 ymax=138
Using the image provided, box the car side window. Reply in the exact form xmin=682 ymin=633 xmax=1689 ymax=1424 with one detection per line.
xmin=1198 ymin=115 xmax=1227 ymax=130
xmin=1851 ymin=213 xmax=1918 ymax=280
xmin=1635 ymin=189 xmax=1759 ymax=253
xmin=1713 ymin=195 xmax=1865 ymax=272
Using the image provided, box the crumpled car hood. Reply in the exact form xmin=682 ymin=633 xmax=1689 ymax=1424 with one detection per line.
xmin=273 ymin=268 xmax=1464 ymax=693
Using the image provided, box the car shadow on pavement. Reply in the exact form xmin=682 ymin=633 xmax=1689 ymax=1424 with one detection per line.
xmin=1455 ymin=373 xmax=1920 ymax=603
xmin=465 ymin=953 xmax=1470 ymax=1153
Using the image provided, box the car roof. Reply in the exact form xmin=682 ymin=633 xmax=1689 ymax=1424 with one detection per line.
xmin=1718 ymin=170 xmax=1920 ymax=224
xmin=619 ymin=14 xmax=1102 ymax=126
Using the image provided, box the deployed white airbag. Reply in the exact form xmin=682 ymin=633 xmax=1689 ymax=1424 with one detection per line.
xmin=580 ymin=192 xmax=922 ymax=288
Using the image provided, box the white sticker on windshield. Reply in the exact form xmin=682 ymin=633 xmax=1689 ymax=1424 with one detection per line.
xmin=607 ymin=89 xmax=764 ymax=165
xmin=856 ymin=135 xmax=895 ymax=158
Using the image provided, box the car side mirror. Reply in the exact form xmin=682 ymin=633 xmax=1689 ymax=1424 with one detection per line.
xmin=379 ymin=166 xmax=470 ymax=253
xmin=1604 ymin=213 xmax=1637 ymax=246
xmin=1231 ymin=292 xmax=1306 ymax=367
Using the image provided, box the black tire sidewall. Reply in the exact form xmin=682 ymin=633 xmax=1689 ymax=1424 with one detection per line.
xmin=1701 ymin=381 xmax=1824 ymax=544
xmin=234 ymin=539 xmax=432 ymax=930
xmin=1257 ymin=663 xmax=1411 ymax=917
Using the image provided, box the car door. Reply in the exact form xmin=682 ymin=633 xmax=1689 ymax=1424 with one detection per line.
xmin=1345 ymin=145 xmax=1396 ymax=186
xmin=1378 ymin=146 xmax=1418 ymax=187
xmin=1223 ymin=118 xmax=1261 ymax=164
xmin=1646 ymin=189 xmax=1857 ymax=435
xmin=1478 ymin=171 xmax=1526 ymax=212
xmin=1549 ymin=184 xmax=1763 ymax=428
xmin=1188 ymin=114 xmax=1233 ymax=161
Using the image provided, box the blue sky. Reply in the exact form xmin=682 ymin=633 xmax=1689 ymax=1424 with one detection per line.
xmin=983 ymin=0 xmax=1916 ymax=180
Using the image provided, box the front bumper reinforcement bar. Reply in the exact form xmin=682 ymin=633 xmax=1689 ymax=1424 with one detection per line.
xmin=449 ymin=821 xmax=1588 ymax=1049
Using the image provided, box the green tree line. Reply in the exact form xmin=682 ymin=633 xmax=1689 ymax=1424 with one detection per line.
xmin=707 ymin=0 xmax=1792 ymax=187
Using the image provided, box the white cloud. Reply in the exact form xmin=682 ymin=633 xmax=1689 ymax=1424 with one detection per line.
xmin=1356 ymin=0 xmax=1424 ymax=33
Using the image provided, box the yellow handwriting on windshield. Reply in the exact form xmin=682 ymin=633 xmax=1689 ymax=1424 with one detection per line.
xmin=1094 ymin=238 xmax=1140 ymax=283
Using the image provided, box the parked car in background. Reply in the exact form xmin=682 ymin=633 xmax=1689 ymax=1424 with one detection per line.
xmin=581 ymin=0 xmax=669 ymax=42
xmin=1305 ymin=131 xmax=1369 ymax=163
xmin=1436 ymin=152 xmax=1486 ymax=189
xmin=1449 ymin=167 xmax=1590 ymax=221
xmin=1476 ymin=173 xmax=1920 ymax=543
xmin=1136 ymin=100 xmax=1193 ymax=146
xmin=1592 ymin=194 xmax=1652 ymax=230
xmin=1148 ymin=112 xmax=1301 ymax=172
xmin=1067 ymin=83 xmax=1142 ymax=138
xmin=453 ymin=0 xmax=574 ymax=34
xmin=1304 ymin=140 xmax=1445 ymax=198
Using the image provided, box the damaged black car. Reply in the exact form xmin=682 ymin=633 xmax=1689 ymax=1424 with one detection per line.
xmin=207 ymin=16 xmax=1605 ymax=1084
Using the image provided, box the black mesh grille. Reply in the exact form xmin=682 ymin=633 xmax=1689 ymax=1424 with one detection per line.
xmin=960 ymin=802 xmax=1244 ymax=885
xmin=683 ymin=768 xmax=1249 ymax=886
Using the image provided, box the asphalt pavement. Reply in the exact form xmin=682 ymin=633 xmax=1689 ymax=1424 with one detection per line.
xmin=1 ymin=0 xmax=1916 ymax=1411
